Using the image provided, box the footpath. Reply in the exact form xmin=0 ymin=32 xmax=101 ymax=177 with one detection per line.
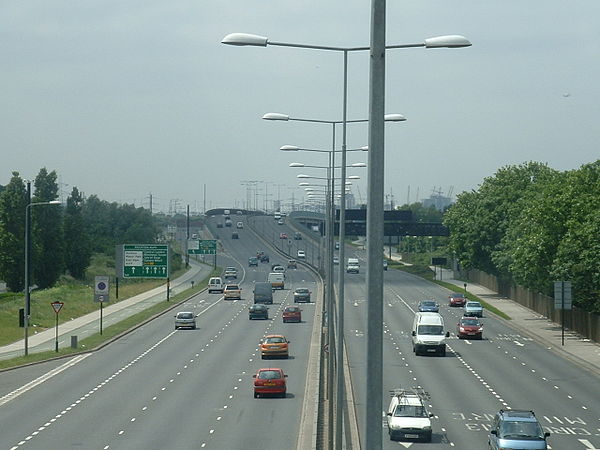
xmin=384 ymin=246 xmax=600 ymax=376
xmin=0 ymin=259 xmax=213 ymax=361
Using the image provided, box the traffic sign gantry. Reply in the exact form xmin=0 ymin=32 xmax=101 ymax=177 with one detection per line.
xmin=122 ymin=244 xmax=169 ymax=279
xmin=188 ymin=239 xmax=217 ymax=255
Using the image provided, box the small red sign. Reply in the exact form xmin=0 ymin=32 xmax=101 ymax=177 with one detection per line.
xmin=51 ymin=301 xmax=64 ymax=314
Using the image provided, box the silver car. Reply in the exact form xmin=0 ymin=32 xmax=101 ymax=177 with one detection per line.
xmin=464 ymin=301 xmax=483 ymax=317
xmin=174 ymin=311 xmax=197 ymax=329
xmin=489 ymin=409 xmax=550 ymax=449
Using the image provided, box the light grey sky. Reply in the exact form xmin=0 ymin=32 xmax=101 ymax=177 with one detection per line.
xmin=2 ymin=1 xmax=599 ymax=213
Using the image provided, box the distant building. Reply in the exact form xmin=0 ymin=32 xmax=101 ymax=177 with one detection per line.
xmin=422 ymin=192 xmax=453 ymax=211
xmin=345 ymin=193 xmax=356 ymax=209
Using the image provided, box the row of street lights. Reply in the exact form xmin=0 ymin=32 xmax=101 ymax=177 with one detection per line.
xmin=223 ymin=26 xmax=471 ymax=449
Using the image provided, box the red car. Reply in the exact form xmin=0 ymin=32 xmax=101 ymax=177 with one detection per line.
xmin=457 ymin=316 xmax=483 ymax=339
xmin=279 ymin=232 xmax=288 ymax=239
xmin=282 ymin=305 xmax=302 ymax=323
xmin=449 ymin=292 xmax=466 ymax=307
xmin=253 ymin=368 xmax=287 ymax=398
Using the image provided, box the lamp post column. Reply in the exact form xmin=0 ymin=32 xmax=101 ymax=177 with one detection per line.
xmin=335 ymin=49 xmax=349 ymax=449
xmin=366 ymin=1 xmax=386 ymax=448
xmin=24 ymin=181 xmax=31 ymax=356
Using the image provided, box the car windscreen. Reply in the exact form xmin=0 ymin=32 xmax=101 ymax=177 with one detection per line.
xmin=417 ymin=325 xmax=444 ymax=335
xmin=393 ymin=405 xmax=428 ymax=417
xmin=461 ymin=319 xmax=480 ymax=326
xmin=500 ymin=421 xmax=544 ymax=439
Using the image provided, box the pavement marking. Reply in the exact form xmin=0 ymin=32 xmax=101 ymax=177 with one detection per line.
xmin=0 ymin=354 xmax=91 ymax=407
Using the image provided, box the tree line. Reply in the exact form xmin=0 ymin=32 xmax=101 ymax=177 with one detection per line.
xmin=0 ymin=169 xmax=162 ymax=293
xmin=444 ymin=160 xmax=600 ymax=313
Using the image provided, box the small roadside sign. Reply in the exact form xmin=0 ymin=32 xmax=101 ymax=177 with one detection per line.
xmin=51 ymin=301 xmax=64 ymax=314
xmin=95 ymin=276 xmax=109 ymax=295
xmin=554 ymin=281 xmax=572 ymax=310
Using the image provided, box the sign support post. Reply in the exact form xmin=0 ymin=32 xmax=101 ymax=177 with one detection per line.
xmin=50 ymin=301 xmax=64 ymax=352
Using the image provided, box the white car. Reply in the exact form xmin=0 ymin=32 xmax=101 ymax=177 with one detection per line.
xmin=333 ymin=256 xmax=340 ymax=265
xmin=387 ymin=389 xmax=433 ymax=442
xmin=224 ymin=267 xmax=238 ymax=279
xmin=297 ymin=250 xmax=306 ymax=259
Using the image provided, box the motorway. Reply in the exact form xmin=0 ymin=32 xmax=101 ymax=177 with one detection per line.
xmin=0 ymin=214 xmax=321 ymax=450
xmin=2 ymin=213 xmax=599 ymax=449
xmin=341 ymin=246 xmax=600 ymax=449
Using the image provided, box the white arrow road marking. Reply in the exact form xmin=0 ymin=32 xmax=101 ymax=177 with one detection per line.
xmin=579 ymin=439 xmax=600 ymax=449
xmin=399 ymin=443 xmax=413 ymax=448
xmin=514 ymin=340 xmax=525 ymax=346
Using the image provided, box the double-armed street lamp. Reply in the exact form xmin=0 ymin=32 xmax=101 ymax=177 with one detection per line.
xmin=223 ymin=31 xmax=470 ymax=448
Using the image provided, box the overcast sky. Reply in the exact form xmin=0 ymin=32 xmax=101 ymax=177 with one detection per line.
xmin=2 ymin=1 xmax=599 ymax=213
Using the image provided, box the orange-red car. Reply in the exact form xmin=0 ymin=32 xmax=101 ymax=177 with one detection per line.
xmin=253 ymin=368 xmax=287 ymax=398
xmin=282 ymin=306 xmax=302 ymax=323
xmin=260 ymin=334 xmax=290 ymax=359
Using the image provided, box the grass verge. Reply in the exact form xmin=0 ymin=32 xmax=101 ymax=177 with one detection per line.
xmin=0 ymin=266 xmax=222 ymax=371
xmin=390 ymin=262 xmax=512 ymax=321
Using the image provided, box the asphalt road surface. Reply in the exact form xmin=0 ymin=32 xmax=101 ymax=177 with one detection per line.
xmin=0 ymin=214 xmax=321 ymax=450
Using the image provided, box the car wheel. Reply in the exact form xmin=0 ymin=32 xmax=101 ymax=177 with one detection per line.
xmin=422 ymin=431 xmax=432 ymax=443
xmin=440 ymin=348 xmax=446 ymax=357
xmin=261 ymin=355 xmax=265 ymax=359
xmin=254 ymin=392 xmax=258 ymax=399
xmin=192 ymin=325 xmax=196 ymax=330
xmin=280 ymin=390 xmax=286 ymax=398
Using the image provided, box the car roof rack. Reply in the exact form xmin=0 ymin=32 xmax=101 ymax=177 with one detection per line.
xmin=389 ymin=387 xmax=430 ymax=401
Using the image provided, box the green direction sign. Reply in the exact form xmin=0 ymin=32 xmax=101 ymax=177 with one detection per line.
xmin=188 ymin=239 xmax=217 ymax=255
xmin=123 ymin=244 xmax=169 ymax=278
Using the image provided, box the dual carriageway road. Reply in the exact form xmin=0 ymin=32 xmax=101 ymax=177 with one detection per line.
xmin=1 ymin=212 xmax=599 ymax=449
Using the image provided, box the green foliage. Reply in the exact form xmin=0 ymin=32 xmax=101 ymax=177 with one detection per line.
xmin=82 ymin=195 xmax=159 ymax=255
xmin=0 ymin=172 xmax=27 ymax=292
xmin=64 ymin=187 xmax=91 ymax=279
xmin=445 ymin=160 xmax=600 ymax=313
xmin=32 ymin=168 xmax=64 ymax=289
xmin=445 ymin=162 xmax=558 ymax=276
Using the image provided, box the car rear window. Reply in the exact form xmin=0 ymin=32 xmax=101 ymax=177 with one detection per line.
xmin=259 ymin=370 xmax=281 ymax=379
xmin=177 ymin=313 xmax=193 ymax=319
xmin=265 ymin=337 xmax=285 ymax=344
xmin=296 ymin=289 xmax=309 ymax=294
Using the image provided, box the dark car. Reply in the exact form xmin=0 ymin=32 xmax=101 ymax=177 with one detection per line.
xmin=418 ymin=300 xmax=439 ymax=313
xmin=457 ymin=316 xmax=483 ymax=339
xmin=283 ymin=305 xmax=302 ymax=323
xmin=294 ymin=232 xmax=302 ymax=240
xmin=249 ymin=304 xmax=269 ymax=320
xmin=216 ymin=222 xmax=224 ymax=228
xmin=287 ymin=259 xmax=297 ymax=269
xmin=248 ymin=256 xmax=258 ymax=267
xmin=231 ymin=232 xmax=239 ymax=239
xmin=260 ymin=254 xmax=270 ymax=263
xmin=449 ymin=292 xmax=466 ymax=307
xmin=294 ymin=287 xmax=311 ymax=303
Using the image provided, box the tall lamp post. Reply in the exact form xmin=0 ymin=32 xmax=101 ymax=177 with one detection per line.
xmin=24 ymin=182 xmax=61 ymax=356
xmin=224 ymin=31 xmax=470 ymax=448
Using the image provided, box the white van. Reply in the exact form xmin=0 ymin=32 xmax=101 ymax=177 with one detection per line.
xmin=267 ymin=272 xmax=285 ymax=290
xmin=411 ymin=312 xmax=449 ymax=356
xmin=208 ymin=277 xmax=224 ymax=294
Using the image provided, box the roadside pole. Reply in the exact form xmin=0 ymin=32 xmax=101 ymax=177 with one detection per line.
xmin=51 ymin=301 xmax=64 ymax=352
